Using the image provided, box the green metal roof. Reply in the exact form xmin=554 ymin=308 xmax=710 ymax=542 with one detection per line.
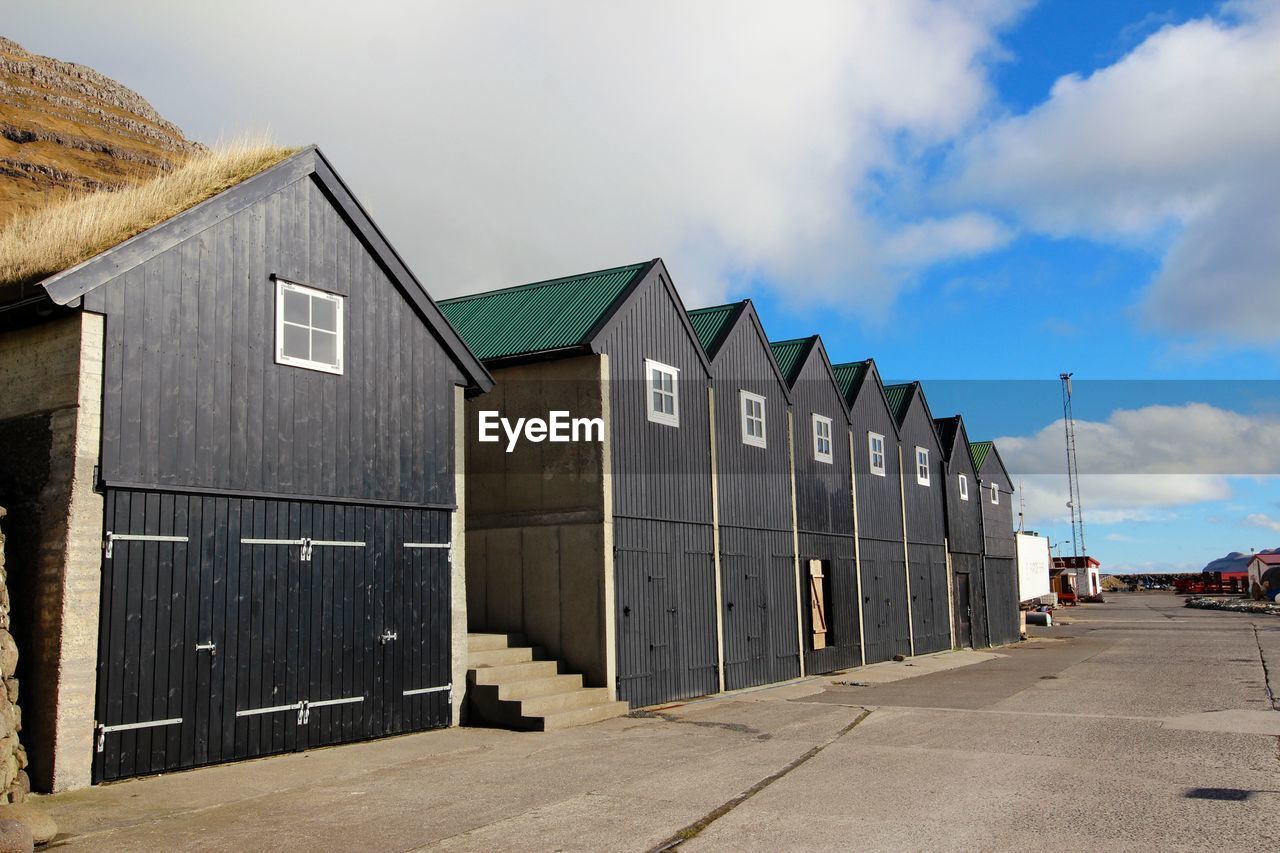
xmin=687 ymin=302 xmax=742 ymax=356
xmin=883 ymin=383 xmax=913 ymax=424
xmin=769 ymin=337 xmax=814 ymax=386
xmin=970 ymin=440 xmax=993 ymax=471
xmin=831 ymin=360 xmax=869 ymax=402
xmin=438 ymin=261 xmax=649 ymax=360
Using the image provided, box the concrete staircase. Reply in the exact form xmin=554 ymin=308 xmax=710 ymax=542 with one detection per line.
xmin=465 ymin=633 xmax=629 ymax=731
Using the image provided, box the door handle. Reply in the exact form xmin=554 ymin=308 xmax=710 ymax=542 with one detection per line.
xmin=380 ymin=630 xmax=398 ymax=644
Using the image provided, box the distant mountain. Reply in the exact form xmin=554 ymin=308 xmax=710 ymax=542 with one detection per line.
xmin=1202 ymin=548 xmax=1280 ymax=574
xmin=0 ymin=35 xmax=201 ymax=223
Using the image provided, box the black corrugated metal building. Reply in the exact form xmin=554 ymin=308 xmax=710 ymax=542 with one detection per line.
xmin=687 ymin=301 xmax=802 ymax=691
xmin=0 ymin=147 xmax=492 ymax=785
xmin=770 ymin=337 xmax=860 ymax=674
xmin=441 ymin=260 xmax=721 ymax=708
xmin=934 ymin=415 xmax=990 ymax=649
xmin=972 ymin=441 xmax=1020 ymax=645
xmin=884 ymin=383 xmax=952 ymax=655
xmin=833 ymin=360 xmax=912 ymax=664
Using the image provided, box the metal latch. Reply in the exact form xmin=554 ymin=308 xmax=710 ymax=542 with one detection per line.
xmin=195 ymin=642 xmax=217 ymax=656
xmin=103 ymin=531 xmax=188 ymax=559
xmin=297 ymin=699 xmax=311 ymax=725
xmin=380 ymin=630 xmax=398 ymax=645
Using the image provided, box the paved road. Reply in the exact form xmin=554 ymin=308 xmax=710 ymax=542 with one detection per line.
xmin=41 ymin=592 xmax=1280 ymax=851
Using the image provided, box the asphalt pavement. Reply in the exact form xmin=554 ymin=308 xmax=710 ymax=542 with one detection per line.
xmin=38 ymin=592 xmax=1280 ymax=851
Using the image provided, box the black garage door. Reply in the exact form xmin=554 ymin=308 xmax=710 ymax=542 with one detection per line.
xmin=93 ymin=489 xmax=453 ymax=782
xmin=614 ymin=518 xmax=718 ymax=708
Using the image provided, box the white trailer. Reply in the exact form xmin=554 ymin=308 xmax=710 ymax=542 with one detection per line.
xmin=1015 ymin=533 xmax=1052 ymax=603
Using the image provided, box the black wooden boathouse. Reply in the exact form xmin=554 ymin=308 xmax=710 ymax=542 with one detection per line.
xmin=687 ymin=301 xmax=801 ymax=691
xmin=0 ymin=147 xmax=492 ymax=784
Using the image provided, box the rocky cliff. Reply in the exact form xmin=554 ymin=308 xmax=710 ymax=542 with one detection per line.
xmin=0 ymin=35 xmax=202 ymax=223
xmin=1202 ymin=547 xmax=1280 ymax=574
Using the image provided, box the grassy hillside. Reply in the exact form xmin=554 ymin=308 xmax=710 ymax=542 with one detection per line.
xmin=0 ymin=35 xmax=201 ymax=223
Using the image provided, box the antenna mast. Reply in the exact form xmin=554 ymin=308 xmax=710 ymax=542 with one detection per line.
xmin=1060 ymin=372 xmax=1086 ymax=558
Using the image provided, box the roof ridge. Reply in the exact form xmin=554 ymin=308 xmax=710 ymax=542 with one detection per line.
xmin=439 ymin=260 xmax=651 ymax=305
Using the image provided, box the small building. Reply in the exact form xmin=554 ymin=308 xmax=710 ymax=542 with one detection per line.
xmin=832 ymin=360 xmax=911 ymax=663
xmin=440 ymin=260 xmax=720 ymax=708
xmin=687 ymin=301 xmax=802 ymax=691
xmin=1247 ymin=554 xmax=1280 ymax=601
xmin=883 ymin=383 xmax=951 ymax=655
xmin=970 ymin=441 xmax=1019 ymax=643
xmin=1053 ymin=555 xmax=1101 ymax=599
xmin=0 ymin=147 xmax=492 ymax=788
xmin=769 ymin=337 xmax=860 ymax=674
xmin=934 ymin=415 xmax=989 ymax=648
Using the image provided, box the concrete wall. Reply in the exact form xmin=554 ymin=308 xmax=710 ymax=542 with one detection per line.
xmin=451 ymin=384 xmax=468 ymax=724
xmin=0 ymin=312 xmax=104 ymax=792
xmin=463 ymin=354 xmax=614 ymax=691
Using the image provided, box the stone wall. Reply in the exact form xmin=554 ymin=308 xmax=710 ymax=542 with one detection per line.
xmin=0 ymin=312 xmax=105 ymax=792
xmin=0 ymin=508 xmax=30 ymax=803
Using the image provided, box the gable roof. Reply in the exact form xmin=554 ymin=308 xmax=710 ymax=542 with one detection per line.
xmin=886 ymin=380 xmax=945 ymax=452
xmin=883 ymin=383 xmax=913 ymax=425
xmin=689 ymin=300 xmax=792 ymax=402
xmin=970 ymin=440 xmax=993 ymax=471
xmin=835 ymin=358 xmax=901 ymax=440
xmin=33 ymin=146 xmax=492 ymax=392
xmin=687 ymin=301 xmax=744 ymax=357
xmin=440 ymin=257 xmax=711 ymax=374
xmin=830 ymin=360 xmax=867 ymax=401
xmin=769 ymin=337 xmax=816 ymax=386
xmin=770 ymin=335 xmax=849 ymax=422
xmin=439 ymin=261 xmax=650 ymax=360
xmin=934 ymin=416 xmax=960 ymax=462
xmin=970 ymin=440 xmax=1014 ymax=487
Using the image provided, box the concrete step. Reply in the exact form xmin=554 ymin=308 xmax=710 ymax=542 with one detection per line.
xmin=518 ymin=687 xmax=614 ymax=717
xmin=469 ymin=659 xmax=560 ymax=686
xmin=538 ymin=701 xmax=631 ymax=731
xmin=468 ymin=645 xmax=540 ymax=668
xmin=494 ymin=673 xmax=584 ymax=701
xmin=466 ymin=632 xmax=525 ymax=653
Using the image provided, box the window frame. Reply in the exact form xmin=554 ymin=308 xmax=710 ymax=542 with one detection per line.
xmin=812 ymin=414 xmax=834 ymax=464
xmin=990 ymin=482 xmax=1000 ymax=505
xmin=274 ymin=278 xmax=344 ymax=375
xmin=739 ymin=390 xmax=767 ymax=448
xmin=958 ymin=473 xmax=969 ymax=501
xmin=915 ymin=446 xmax=931 ymax=486
xmin=644 ymin=358 xmax=680 ymax=427
xmin=868 ymin=432 xmax=886 ymax=477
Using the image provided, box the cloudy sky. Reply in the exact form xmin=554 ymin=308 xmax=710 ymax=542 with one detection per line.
xmin=8 ymin=0 xmax=1279 ymax=571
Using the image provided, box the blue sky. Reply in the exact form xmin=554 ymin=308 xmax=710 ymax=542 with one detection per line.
xmin=7 ymin=1 xmax=1279 ymax=572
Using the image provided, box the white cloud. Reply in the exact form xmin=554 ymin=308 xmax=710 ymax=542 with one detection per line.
xmin=4 ymin=1 xmax=1025 ymax=311
xmin=949 ymin=2 xmax=1280 ymax=343
xmin=1246 ymin=512 xmax=1280 ymax=532
xmin=997 ymin=402 xmax=1280 ymax=526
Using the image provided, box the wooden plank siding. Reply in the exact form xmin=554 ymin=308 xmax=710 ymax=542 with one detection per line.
xmin=83 ymin=174 xmax=465 ymax=506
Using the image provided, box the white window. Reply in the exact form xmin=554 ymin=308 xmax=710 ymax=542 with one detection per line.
xmin=645 ymin=359 xmax=679 ymax=427
xmin=276 ymin=279 xmax=343 ymax=374
xmin=915 ymin=447 xmax=930 ymax=486
xmin=812 ymin=415 xmax=833 ymax=464
xmin=959 ymin=473 xmax=969 ymax=501
xmin=990 ymin=482 xmax=1000 ymax=505
xmin=740 ymin=391 xmax=766 ymax=448
xmin=868 ymin=432 xmax=886 ymax=477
